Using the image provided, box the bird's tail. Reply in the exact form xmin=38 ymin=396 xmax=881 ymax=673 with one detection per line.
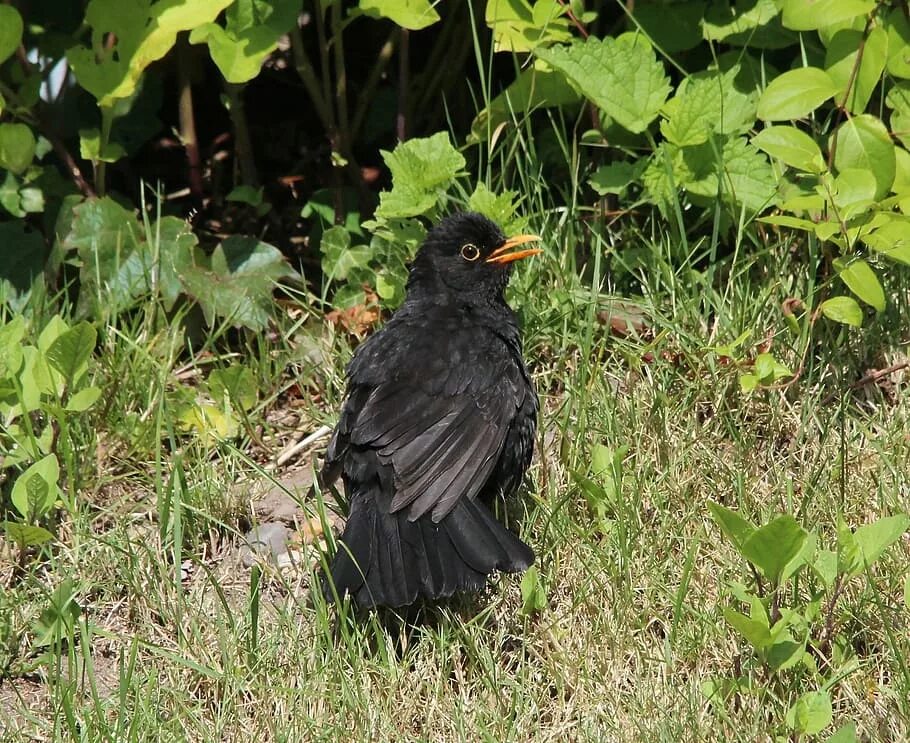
xmin=323 ymin=486 xmax=534 ymax=609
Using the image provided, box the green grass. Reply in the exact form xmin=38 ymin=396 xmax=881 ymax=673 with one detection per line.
xmin=2 ymin=204 xmax=908 ymax=742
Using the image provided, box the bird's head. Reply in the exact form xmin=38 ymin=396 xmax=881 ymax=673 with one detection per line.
xmin=408 ymin=212 xmax=541 ymax=298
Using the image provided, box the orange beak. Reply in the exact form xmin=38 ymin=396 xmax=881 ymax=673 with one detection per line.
xmin=485 ymin=234 xmax=542 ymax=265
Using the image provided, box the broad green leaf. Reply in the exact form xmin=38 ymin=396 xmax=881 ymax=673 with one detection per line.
xmin=741 ymin=515 xmax=807 ymax=583
xmin=320 ymin=226 xmax=372 ymax=281
xmin=724 ymin=607 xmax=770 ymax=651
xmin=588 ymin=161 xmax=644 ymax=196
xmin=11 ymin=454 xmax=60 ymax=521
xmin=520 ymin=565 xmax=547 ymax=615
xmin=46 ymin=322 xmax=97 ymax=387
xmin=634 ymin=1 xmax=705 ymax=52
xmin=470 ymin=59 xmax=581 ymax=142
xmin=485 ymin=0 xmax=572 ymax=53
xmin=1 ymin=521 xmax=54 ymax=547
xmin=79 ymin=128 xmax=127 ymax=163
xmin=65 ymin=386 xmax=102 ymax=412
xmin=828 ymin=723 xmax=858 ymax=743
xmin=0 ymin=5 xmax=24 ymax=64
xmin=786 ymin=690 xmax=833 ymax=735
xmin=708 ymin=502 xmax=756 ymax=553
xmin=537 ymin=34 xmax=671 ymax=133
xmin=0 ymin=315 xmax=26 ymax=378
xmin=717 ymin=136 xmax=778 ymax=211
xmin=189 ymin=0 xmax=299 ymax=83
xmin=702 ymin=0 xmax=794 ymax=48
xmin=837 ymin=519 xmax=862 ymax=574
xmin=32 ymin=579 xmax=81 ymax=647
xmin=467 ymin=183 xmax=524 ymax=234
xmin=861 ymin=217 xmax=910 ymax=265
xmin=812 ymin=549 xmax=837 ymax=589
xmin=825 ymin=27 xmax=887 ymax=113
xmin=832 ymin=115 xmax=896 ymax=198
xmin=752 ymin=125 xmax=825 ymax=173
xmin=834 ymin=257 xmax=885 ymax=311
xmin=360 ymin=0 xmax=440 ymax=30
xmin=757 ymin=67 xmax=838 ymax=120
xmin=0 ymin=221 xmax=48 ymax=312
xmin=887 ymin=83 xmax=910 ymax=151
xmin=180 ymin=236 xmax=297 ymax=330
xmin=208 ymin=365 xmax=258 ymax=412
xmin=661 ymin=66 xmax=757 ymax=146
xmin=852 ymin=514 xmax=910 ymax=570
xmin=154 ymin=216 xmax=203 ymax=310
xmin=69 ymin=0 xmax=234 ymax=106
xmin=177 ymin=402 xmax=239 ymax=441
xmin=885 ymin=8 xmax=910 ymax=79
xmin=820 ymin=296 xmax=863 ymax=326
xmin=833 ymin=168 xmax=877 ymax=218
xmin=0 ymin=123 xmax=37 ymax=174
xmin=780 ymin=0 xmax=873 ymax=30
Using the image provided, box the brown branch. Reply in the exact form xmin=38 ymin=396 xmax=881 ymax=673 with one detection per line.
xmin=820 ymin=361 xmax=910 ymax=406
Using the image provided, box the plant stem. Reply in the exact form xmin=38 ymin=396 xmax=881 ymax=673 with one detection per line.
xmin=224 ymin=81 xmax=259 ymax=187
xmin=397 ymin=28 xmax=409 ymax=142
xmin=177 ymin=36 xmax=204 ymax=205
xmin=350 ymin=30 xmax=398 ymax=141
xmin=289 ymin=25 xmax=336 ymax=134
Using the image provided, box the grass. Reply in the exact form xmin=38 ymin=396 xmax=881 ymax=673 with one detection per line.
xmin=1 ymin=199 xmax=908 ymax=742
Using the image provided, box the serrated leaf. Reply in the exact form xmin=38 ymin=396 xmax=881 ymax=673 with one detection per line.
xmin=180 ymin=236 xmax=296 ymax=330
xmin=741 ymin=515 xmax=808 ymax=583
xmin=832 ymin=114 xmax=895 ymax=198
xmin=757 ymin=67 xmax=838 ymax=121
xmin=752 ymin=125 xmax=825 ymax=173
xmin=835 ymin=257 xmax=885 ymax=311
xmin=821 ymin=296 xmax=863 ymax=326
xmin=467 ymin=183 xmax=525 ymax=234
xmin=536 ymin=34 xmax=670 ymax=134
xmin=320 ymin=226 xmax=372 ymax=281
xmin=485 ymin=0 xmax=572 ymax=52
xmin=46 ymin=322 xmax=96 ymax=387
xmin=661 ymin=67 xmax=757 ymax=146
xmin=360 ymin=0 xmax=440 ymax=30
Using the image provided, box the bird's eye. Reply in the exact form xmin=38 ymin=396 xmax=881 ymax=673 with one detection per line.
xmin=460 ymin=243 xmax=480 ymax=261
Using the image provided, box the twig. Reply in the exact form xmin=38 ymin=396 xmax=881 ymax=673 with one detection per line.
xmin=177 ymin=37 xmax=204 ymax=205
xmin=820 ymin=361 xmax=909 ymax=406
xmin=273 ymin=424 xmax=333 ymax=469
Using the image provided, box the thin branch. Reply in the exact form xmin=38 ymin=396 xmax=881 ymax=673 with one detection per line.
xmin=177 ymin=37 xmax=204 ymax=204
xmin=820 ymin=361 xmax=910 ymax=406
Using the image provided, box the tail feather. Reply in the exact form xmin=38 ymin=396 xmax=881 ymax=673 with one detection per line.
xmin=323 ymin=489 xmax=534 ymax=609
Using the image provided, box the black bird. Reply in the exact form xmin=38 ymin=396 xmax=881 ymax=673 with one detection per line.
xmin=320 ymin=211 xmax=541 ymax=609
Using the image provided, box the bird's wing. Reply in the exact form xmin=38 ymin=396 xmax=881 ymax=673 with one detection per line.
xmin=342 ymin=328 xmax=524 ymax=523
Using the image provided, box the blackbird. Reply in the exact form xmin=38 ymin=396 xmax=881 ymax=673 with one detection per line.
xmin=320 ymin=211 xmax=541 ymax=609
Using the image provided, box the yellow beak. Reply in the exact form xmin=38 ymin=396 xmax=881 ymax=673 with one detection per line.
xmin=485 ymin=234 xmax=542 ymax=265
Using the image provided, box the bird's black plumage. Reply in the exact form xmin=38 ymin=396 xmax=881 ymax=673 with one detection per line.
xmin=321 ymin=212 xmax=538 ymax=608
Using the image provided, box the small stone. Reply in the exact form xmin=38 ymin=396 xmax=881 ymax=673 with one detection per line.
xmin=240 ymin=522 xmax=290 ymax=567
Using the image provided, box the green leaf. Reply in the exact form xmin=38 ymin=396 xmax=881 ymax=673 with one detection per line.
xmin=885 ymin=8 xmax=910 ymax=79
xmin=11 ymin=454 xmax=60 ymax=521
xmin=320 ymin=226 xmax=372 ymax=281
xmin=467 ymin=183 xmax=524 ymax=233
xmin=861 ymin=216 xmax=910 ymax=265
xmin=485 ymin=0 xmax=572 ymax=53
xmin=65 ymin=386 xmax=102 ymax=412
xmin=852 ymin=514 xmax=910 ymax=570
xmin=757 ymin=67 xmax=838 ymax=121
xmin=32 ymin=579 xmax=81 ymax=647
xmin=825 ymin=27 xmax=887 ymax=113
xmin=536 ymin=34 xmax=670 ymax=134
xmin=470 ymin=59 xmax=582 ymax=142
xmin=820 ymin=296 xmax=863 ymax=326
xmin=886 ymin=83 xmax=910 ymax=151
xmin=520 ymin=565 xmax=547 ymax=615
xmin=752 ymin=125 xmax=825 ymax=173
xmin=69 ymin=0 xmax=234 ymax=106
xmin=724 ymin=607 xmax=771 ymax=651
xmin=707 ymin=502 xmax=756 ymax=553
xmin=717 ymin=137 xmax=779 ymax=212
xmin=702 ymin=0 xmax=793 ymax=47
xmin=813 ymin=549 xmax=838 ymax=589
xmin=0 ymin=315 xmax=26 ymax=379
xmin=741 ymin=515 xmax=808 ymax=583
xmin=661 ymin=66 xmax=757 ymax=146
xmin=0 ymin=123 xmax=37 ymax=174
xmin=833 ymin=168 xmax=877 ymax=218
xmin=786 ymin=690 xmax=833 ymax=735
xmin=780 ymin=0 xmax=873 ymax=30
xmin=154 ymin=216 xmax=203 ymax=310
xmin=360 ymin=0 xmax=440 ymax=30
xmin=834 ymin=257 xmax=885 ymax=311
xmin=189 ymin=0 xmax=299 ymax=83
xmin=827 ymin=722 xmax=858 ymax=743
xmin=635 ymin=1 xmax=705 ymax=52
xmin=0 ymin=5 xmax=24 ymax=65
xmin=208 ymin=365 xmax=258 ymax=412
xmin=837 ymin=519 xmax=862 ymax=575
xmin=180 ymin=236 xmax=296 ymax=330
xmin=1 ymin=521 xmax=54 ymax=547
xmin=46 ymin=322 xmax=96 ymax=387
xmin=832 ymin=114 xmax=895 ymax=199
xmin=78 ymin=127 xmax=127 ymax=163
xmin=589 ymin=161 xmax=643 ymax=195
